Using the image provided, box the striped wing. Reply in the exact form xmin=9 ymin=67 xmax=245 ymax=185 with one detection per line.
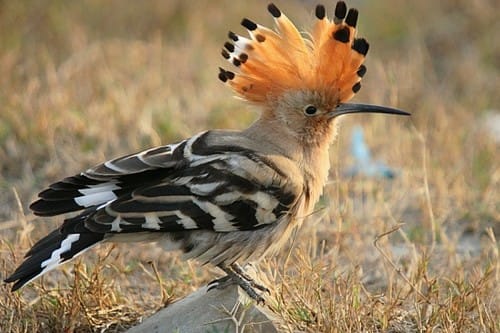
xmin=31 ymin=131 xmax=298 ymax=234
xmin=30 ymin=140 xmax=186 ymax=216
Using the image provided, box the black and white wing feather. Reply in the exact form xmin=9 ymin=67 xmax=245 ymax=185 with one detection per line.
xmin=32 ymin=131 xmax=297 ymax=233
xmin=30 ymin=140 xmax=187 ymax=216
xmin=88 ymin=131 xmax=297 ymax=234
xmin=6 ymin=130 xmax=299 ymax=290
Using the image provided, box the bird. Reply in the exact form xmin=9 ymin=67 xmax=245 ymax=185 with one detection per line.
xmin=5 ymin=2 xmax=409 ymax=303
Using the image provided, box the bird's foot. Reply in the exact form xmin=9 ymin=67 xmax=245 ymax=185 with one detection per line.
xmin=230 ymin=263 xmax=270 ymax=294
xmin=207 ymin=263 xmax=269 ymax=304
xmin=207 ymin=274 xmax=232 ymax=291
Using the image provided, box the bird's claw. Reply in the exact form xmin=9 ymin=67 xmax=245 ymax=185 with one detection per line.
xmin=207 ymin=264 xmax=269 ymax=304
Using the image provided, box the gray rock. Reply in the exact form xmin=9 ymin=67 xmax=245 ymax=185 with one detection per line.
xmin=126 ymin=285 xmax=279 ymax=333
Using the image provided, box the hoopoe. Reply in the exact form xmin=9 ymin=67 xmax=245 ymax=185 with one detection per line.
xmin=5 ymin=2 xmax=409 ymax=303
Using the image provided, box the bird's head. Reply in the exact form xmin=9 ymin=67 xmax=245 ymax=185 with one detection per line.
xmin=219 ymin=2 xmax=409 ymax=144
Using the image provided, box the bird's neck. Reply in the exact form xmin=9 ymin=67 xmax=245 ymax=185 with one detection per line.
xmin=243 ymin=114 xmax=336 ymax=212
xmin=243 ymin=115 xmax=301 ymax=159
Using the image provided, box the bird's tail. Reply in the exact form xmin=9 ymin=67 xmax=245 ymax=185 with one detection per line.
xmin=4 ymin=215 xmax=104 ymax=291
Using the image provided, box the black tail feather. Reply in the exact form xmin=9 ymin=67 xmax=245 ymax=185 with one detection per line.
xmin=5 ymin=229 xmax=104 ymax=291
xmin=30 ymin=199 xmax=84 ymax=217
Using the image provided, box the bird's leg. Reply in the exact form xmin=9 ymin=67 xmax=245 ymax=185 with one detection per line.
xmin=230 ymin=263 xmax=270 ymax=294
xmin=223 ymin=265 xmax=266 ymax=304
xmin=207 ymin=264 xmax=267 ymax=304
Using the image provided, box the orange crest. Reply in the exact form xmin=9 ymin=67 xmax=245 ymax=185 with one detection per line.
xmin=219 ymin=2 xmax=369 ymax=106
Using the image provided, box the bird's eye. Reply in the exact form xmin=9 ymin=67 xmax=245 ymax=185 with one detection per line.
xmin=304 ymin=105 xmax=318 ymax=116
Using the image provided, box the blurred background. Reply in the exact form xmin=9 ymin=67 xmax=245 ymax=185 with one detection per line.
xmin=0 ymin=0 xmax=498 ymax=332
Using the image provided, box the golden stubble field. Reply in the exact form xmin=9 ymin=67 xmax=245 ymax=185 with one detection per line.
xmin=0 ymin=0 xmax=498 ymax=332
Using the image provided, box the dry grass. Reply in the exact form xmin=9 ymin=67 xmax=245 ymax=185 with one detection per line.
xmin=0 ymin=0 xmax=498 ymax=332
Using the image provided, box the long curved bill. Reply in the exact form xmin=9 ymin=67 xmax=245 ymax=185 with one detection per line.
xmin=328 ymin=103 xmax=410 ymax=118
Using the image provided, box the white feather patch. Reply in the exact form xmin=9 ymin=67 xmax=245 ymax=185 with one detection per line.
xmin=110 ymin=217 xmax=122 ymax=232
xmin=40 ymin=234 xmax=80 ymax=270
xmin=246 ymin=191 xmax=278 ymax=210
xmin=189 ymin=182 xmax=222 ymax=195
xmin=17 ymin=235 xmax=100 ymax=290
xmin=74 ymin=191 xmax=117 ymax=207
xmin=213 ymin=191 xmax=241 ymax=204
xmin=192 ymin=199 xmax=234 ymax=231
xmin=175 ymin=210 xmax=198 ymax=229
xmin=79 ymin=183 xmax=120 ymax=195
xmin=143 ymin=213 xmax=161 ymax=230
xmin=246 ymin=191 xmax=279 ymax=224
